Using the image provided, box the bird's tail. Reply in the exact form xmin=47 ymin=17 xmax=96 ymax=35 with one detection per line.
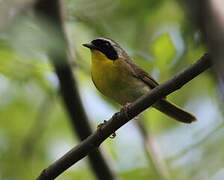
xmin=153 ymin=99 xmax=196 ymax=123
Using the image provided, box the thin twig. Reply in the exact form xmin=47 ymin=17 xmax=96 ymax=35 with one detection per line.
xmin=136 ymin=119 xmax=171 ymax=180
xmin=37 ymin=54 xmax=212 ymax=180
xmin=168 ymin=121 xmax=224 ymax=162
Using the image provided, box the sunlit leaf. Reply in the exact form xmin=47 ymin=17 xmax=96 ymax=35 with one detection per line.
xmin=151 ymin=33 xmax=176 ymax=68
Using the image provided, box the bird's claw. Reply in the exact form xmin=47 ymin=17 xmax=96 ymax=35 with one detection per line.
xmin=97 ymin=120 xmax=116 ymax=139
xmin=97 ymin=120 xmax=107 ymax=130
xmin=121 ymin=102 xmax=132 ymax=111
xmin=110 ymin=132 xmax=116 ymax=139
xmin=120 ymin=102 xmax=132 ymax=119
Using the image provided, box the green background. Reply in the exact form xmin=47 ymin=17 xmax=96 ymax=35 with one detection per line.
xmin=0 ymin=0 xmax=223 ymax=179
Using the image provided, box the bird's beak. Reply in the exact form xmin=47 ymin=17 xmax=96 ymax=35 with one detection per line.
xmin=82 ymin=43 xmax=96 ymax=50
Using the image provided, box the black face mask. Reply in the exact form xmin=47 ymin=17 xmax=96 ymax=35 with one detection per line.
xmin=91 ymin=39 xmax=118 ymax=60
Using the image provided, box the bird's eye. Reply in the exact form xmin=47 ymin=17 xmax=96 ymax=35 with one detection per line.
xmin=105 ymin=42 xmax=110 ymax=46
xmin=91 ymin=39 xmax=118 ymax=60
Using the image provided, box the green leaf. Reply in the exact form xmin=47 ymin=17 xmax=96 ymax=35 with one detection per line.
xmin=151 ymin=33 xmax=176 ymax=67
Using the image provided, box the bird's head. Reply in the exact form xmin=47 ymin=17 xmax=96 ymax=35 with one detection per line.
xmin=83 ymin=38 xmax=128 ymax=61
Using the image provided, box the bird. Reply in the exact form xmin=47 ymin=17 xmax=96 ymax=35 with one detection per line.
xmin=83 ymin=37 xmax=196 ymax=123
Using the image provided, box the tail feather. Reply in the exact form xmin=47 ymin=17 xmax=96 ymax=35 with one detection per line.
xmin=153 ymin=99 xmax=196 ymax=123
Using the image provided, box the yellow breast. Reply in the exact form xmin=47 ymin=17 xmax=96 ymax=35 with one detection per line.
xmin=91 ymin=50 xmax=150 ymax=105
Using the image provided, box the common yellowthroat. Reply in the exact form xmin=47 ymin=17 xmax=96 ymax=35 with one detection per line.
xmin=83 ymin=38 xmax=196 ymax=123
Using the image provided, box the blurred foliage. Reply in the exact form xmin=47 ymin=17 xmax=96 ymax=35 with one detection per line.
xmin=0 ymin=0 xmax=223 ymax=180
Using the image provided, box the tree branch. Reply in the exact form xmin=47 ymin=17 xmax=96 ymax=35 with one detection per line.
xmin=181 ymin=0 xmax=224 ymax=96
xmin=37 ymin=53 xmax=212 ymax=180
xmin=34 ymin=0 xmax=115 ymax=179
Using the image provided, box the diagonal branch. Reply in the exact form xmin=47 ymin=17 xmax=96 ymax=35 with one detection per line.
xmin=37 ymin=53 xmax=212 ymax=180
xmin=181 ymin=0 xmax=224 ymax=103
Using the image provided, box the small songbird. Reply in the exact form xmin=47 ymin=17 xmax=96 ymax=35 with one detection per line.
xmin=83 ymin=38 xmax=196 ymax=123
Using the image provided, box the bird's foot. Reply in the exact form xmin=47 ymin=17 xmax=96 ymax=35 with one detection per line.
xmin=120 ymin=102 xmax=140 ymax=120
xmin=97 ymin=120 xmax=107 ymax=130
xmin=120 ymin=102 xmax=132 ymax=119
xmin=121 ymin=102 xmax=132 ymax=111
xmin=97 ymin=120 xmax=116 ymax=139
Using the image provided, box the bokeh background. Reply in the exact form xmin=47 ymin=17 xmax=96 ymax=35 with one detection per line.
xmin=0 ymin=0 xmax=224 ymax=180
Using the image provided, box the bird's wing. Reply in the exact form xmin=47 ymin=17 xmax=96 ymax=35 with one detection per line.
xmin=139 ymin=73 xmax=159 ymax=89
xmin=122 ymin=55 xmax=159 ymax=89
xmin=112 ymin=40 xmax=159 ymax=89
